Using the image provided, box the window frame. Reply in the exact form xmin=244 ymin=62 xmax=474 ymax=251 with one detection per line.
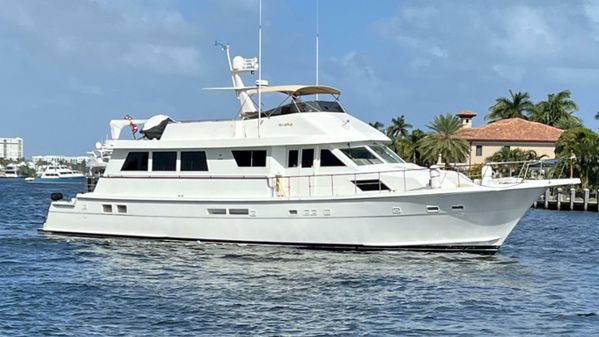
xmin=232 ymin=150 xmax=267 ymax=167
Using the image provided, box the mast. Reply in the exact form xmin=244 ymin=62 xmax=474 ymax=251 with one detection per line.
xmin=258 ymin=0 xmax=263 ymax=137
xmin=315 ymin=0 xmax=320 ymax=100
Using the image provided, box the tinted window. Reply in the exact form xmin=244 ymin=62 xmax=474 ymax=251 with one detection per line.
xmin=320 ymin=149 xmax=345 ymax=167
xmin=370 ymin=145 xmax=405 ymax=163
xmin=232 ymin=150 xmax=252 ymax=167
xmin=121 ymin=152 xmax=148 ymax=171
xmin=253 ymin=150 xmax=267 ymax=167
xmin=152 ymin=151 xmax=176 ymax=171
xmin=288 ymin=150 xmax=299 ymax=168
xmin=301 ymin=149 xmax=314 ymax=168
xmin=340 ymin=147 xmax=382 ymax=165
xmin=232 ymin=150 xmax=267 ymax=167
xmin=181 ymin=151 xmax=208 ymax=171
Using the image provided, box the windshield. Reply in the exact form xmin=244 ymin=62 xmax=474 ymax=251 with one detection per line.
xmin=340 ymin=147 xmax=383 ymax=165
xmin=370 ymin=145 xmax=405 ymax=164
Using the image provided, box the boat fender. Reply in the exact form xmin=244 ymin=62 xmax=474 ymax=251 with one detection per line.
xmin=51 ymin=193 xmax=63 ymax=201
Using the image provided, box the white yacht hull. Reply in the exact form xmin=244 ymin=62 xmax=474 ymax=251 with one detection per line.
xmin=41 ymin=179 xmax=576 ymax=254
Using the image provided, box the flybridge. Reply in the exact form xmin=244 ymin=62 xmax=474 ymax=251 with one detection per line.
xmin=205 ymin=44 xmax=345 ymax=120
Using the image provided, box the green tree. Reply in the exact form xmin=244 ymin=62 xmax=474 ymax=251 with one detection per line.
xmin=386 ymin=115 xmax=412 ymax=141
xmin=554 ymin=116 xmax=583 ymax=130
xmin=554 ymin=127 xmax=599 ymax=188
xmin=368 ymin=121 xmax=385 ymax=133
xmin=486 ymin=147 xmax=545 ymax=176
xmin=417 ymin=114 xmax=470 ymax=167
xmin=394 ymin=129 xmax=426 ymax=165
xmin=486 ymin=90 xmax=534 ymax=122
xmin=530 ymin=90 xmax=579 ymax=127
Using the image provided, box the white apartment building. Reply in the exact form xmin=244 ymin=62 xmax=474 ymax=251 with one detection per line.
xmin=31 ymin=155 xmax=88 ymax=165
xmin=0 ymin=137 xmax=24 ymax=160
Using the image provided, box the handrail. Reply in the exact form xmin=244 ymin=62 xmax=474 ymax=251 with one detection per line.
xmin=103 ymin=160 xmax=555 ymax=182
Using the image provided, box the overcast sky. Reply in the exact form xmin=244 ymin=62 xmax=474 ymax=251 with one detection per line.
xmin=1 ymin=0 xmax=599 ymax=157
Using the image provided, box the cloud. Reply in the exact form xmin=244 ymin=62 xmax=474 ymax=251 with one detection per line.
xmin=490 ymin=6 xmax=560 ymax=60
xmin=328 ymin=51 xmax=385 ymax=107
xmin=584 ymin=0 xmax=599 ymax=40
xmin=0 ymin=0 xmax=203 ymax=76
xmin=492 ymin=64 xmax=525 ymax=83
xmin=121 ymin=44 xmax=202 ymax=76
xmin=375 ymin=1 xmax=599 ymax=77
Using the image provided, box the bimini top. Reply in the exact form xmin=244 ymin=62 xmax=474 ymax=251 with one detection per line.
xmin=244 ymin=85 xmax=341 ymax=96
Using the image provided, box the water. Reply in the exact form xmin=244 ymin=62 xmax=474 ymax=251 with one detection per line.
xmin=1 ymin=179 xmax=598 ymax=336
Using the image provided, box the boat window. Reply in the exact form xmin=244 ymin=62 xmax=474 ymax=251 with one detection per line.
xmin=181 ymin=151 xmax=208 ymax=171
xmin=301 ymin=149 xmax=314 ymax=168
xmin=232 ymin=150 xmax=267 ymax=167
xmin=288 ymin=150 xmax=299 ymax=168
xmin=351 ymin=179 xmax=390 ymax=191
xmin=369 ymin=145 xmax=405 ymax=164
xmin=340 ymin=147 xmax=382 ymax=165
xmin=152 ymin=151 xmax=176 ymax=171
xmin=121 ymin=152 xmax=148 ymax=171
xmin=320 ymin=149 xmax=345 ymax=167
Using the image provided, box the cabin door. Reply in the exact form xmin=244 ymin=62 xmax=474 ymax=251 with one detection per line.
xmin=286 ymin=147 xmax=315 ymax=197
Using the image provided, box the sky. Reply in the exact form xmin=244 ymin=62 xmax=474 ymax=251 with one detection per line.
xmin=1 ymin=0 xmax=599 ymax=157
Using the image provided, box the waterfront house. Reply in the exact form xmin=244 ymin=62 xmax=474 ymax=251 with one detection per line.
xmin=455 ymin=112 xmax=564 ymax=165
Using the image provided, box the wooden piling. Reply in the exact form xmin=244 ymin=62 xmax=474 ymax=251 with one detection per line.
xmin=570 ymin=188 xmax=575 ymax=211
xmin=557 ymin=188 xmax=562 ymax=211
xmin=584 ymin=188 xmax=589 ymax=211
xmin=544 ymin=188 xmax=550 ymax=209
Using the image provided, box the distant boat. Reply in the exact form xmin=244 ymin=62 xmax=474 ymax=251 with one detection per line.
xmin=0 ymin=164 xmax=21 ymax=178
xmin=27 ymin=165 xmax=84 ymax=184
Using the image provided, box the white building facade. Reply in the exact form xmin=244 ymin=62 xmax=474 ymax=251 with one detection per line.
xmin=31 ymin=155 xmax=88 ymax=165
xmin=0 ymin=137 xmax=24 ymax=160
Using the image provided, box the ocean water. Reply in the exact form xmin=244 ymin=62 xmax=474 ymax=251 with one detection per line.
xmin=1 ymin=179 xmax=598 ymax=336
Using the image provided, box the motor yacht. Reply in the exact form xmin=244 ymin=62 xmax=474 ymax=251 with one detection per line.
xmin=28 ymin=165 xmax=85 ymax=184
xmin=1 ymin=164 xmax=20 ymax=178
xmin=41 ymin=50 xmax=579 ymax=253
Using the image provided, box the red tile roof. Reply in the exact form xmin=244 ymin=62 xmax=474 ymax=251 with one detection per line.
xmin=457 ymin=118 xmax=563 ymax=142
xmin=456 ymin=110 xmax=477 ymax=118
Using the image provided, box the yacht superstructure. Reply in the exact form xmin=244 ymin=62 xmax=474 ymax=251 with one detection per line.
xmin=2 ymin=164 xmax=20 ymax=178
xmin=41 ymin=50 xmax=579 ymax=253
xmin=29 ymin=165 xmax=84 ymax=184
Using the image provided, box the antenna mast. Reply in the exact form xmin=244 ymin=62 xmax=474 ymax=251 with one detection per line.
xmin=258 ymin=0 xmax=263 ymax=137
xmin=315 ymin=0 xmax=320 ymax=100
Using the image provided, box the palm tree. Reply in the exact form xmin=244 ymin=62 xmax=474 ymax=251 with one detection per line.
xmin=530 ymin=90 xmax=578 ymax=127
xmin=486 ymin=147 xmax=544 ymax=177
xmin=417 ymin=114 xmax=469 ymax=167
xmin=395 ymin=129 xmax=426 ymax=165
xmin=386 ymin=115 xmax=412 ymax=140
xmin=555 ymin=127 xmax=599 ymax=188
xmin=486 ymin=90 xmax=534 ymax=122
xmin=368 ymin=121 xmax=385 ymax=133
xmin=594 ymin=111 xmax=599 ymax=120
xmin=555 ymin=116 xmax=583 ymax=130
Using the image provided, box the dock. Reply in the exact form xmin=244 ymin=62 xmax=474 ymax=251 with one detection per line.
xmin=533 ymin=187 xmax=599 ymax=212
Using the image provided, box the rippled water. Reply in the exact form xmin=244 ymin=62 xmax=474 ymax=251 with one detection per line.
xmin=1 ymin=179 xmax=598 ymax=336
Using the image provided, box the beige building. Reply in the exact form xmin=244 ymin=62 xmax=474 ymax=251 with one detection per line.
xmin=455 ymin=112 xmax=563 ymax=165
